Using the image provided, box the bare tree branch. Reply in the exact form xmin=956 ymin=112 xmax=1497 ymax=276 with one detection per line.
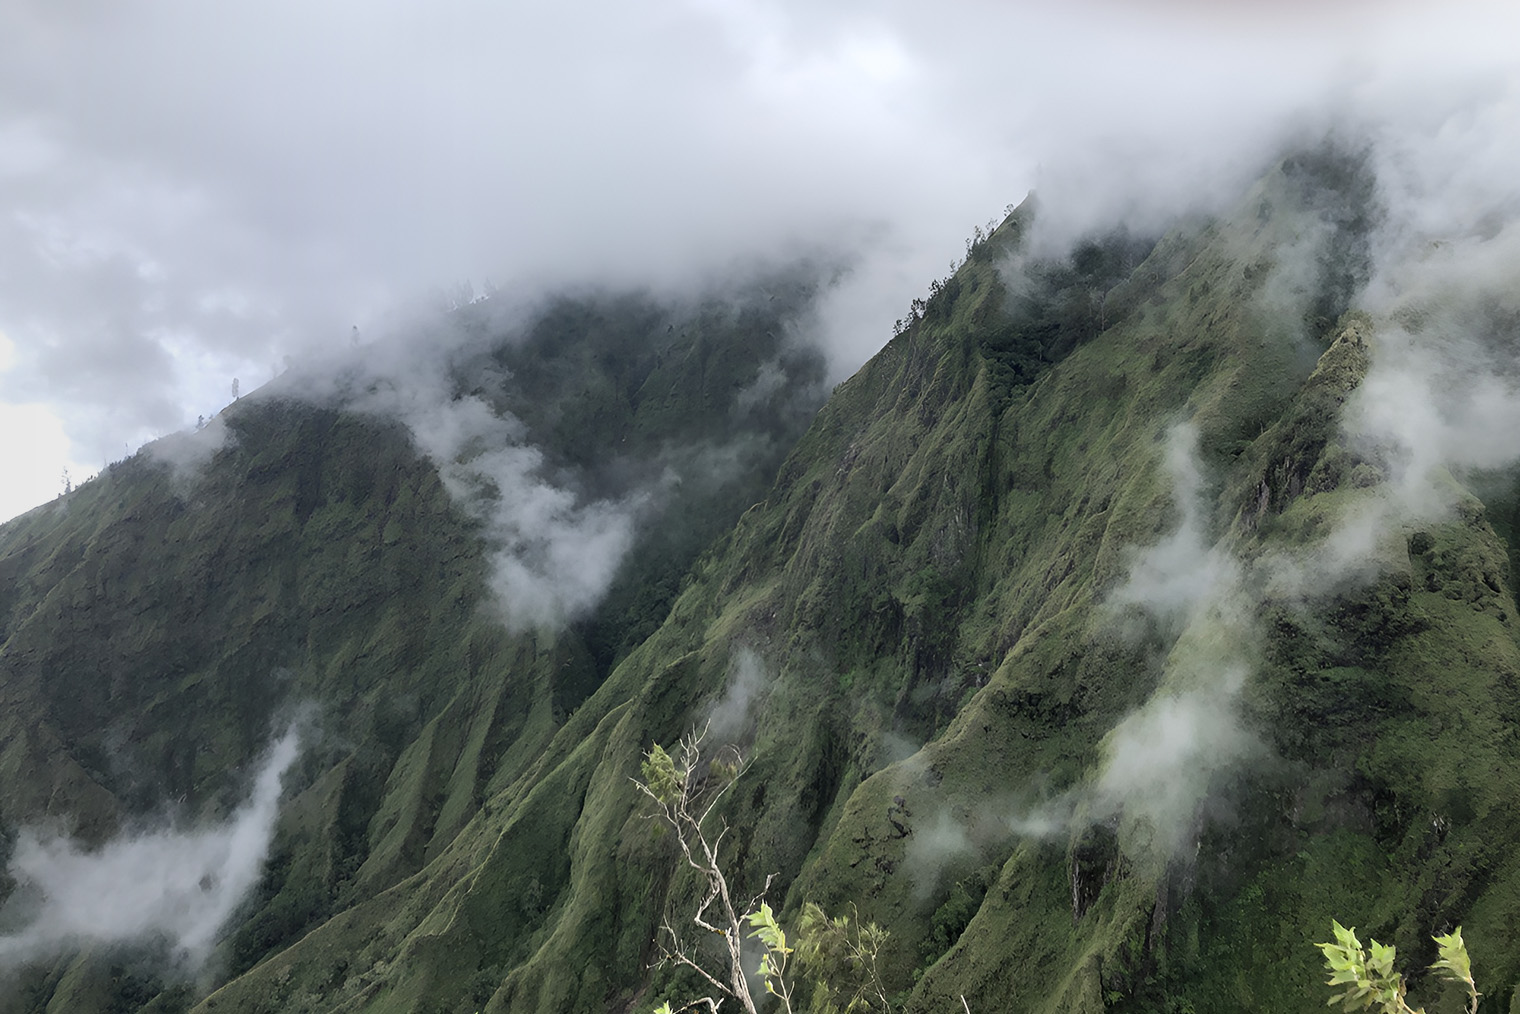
xmin=634 ymin=728 xmax=766 ymax=1014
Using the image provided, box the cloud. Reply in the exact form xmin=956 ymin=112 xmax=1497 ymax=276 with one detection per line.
xmin=1085 ymin=664 xmax=1257 ymax=865
xmin=911 ymin=255 xmax=1520 ymax=868
xmin=0 ymin=395 xmax=77 ymax=521
xmin=267 ymin=308 xmax=646 ymax=633
xmin=143 ymin=413 xmax=235 ymax=487
xmin=1348 ymin=308 xmax=1520 ymax=514
xmin=1262 ymin=203 xmax=1520 ymax=597
xmin=0 ymin=723 xmax=301 ymax=974
xmin=395 ymin=391 xmax=644 ymax=633
xmin=1079 ymin=425 xmax=1263 ymax=863
xmin=4 ymin=1 xmax=1520 ymax=520
xmin=707 ymin=646 xmax=770 ymax=743
xmin=468 ymin=447 xmax=642 ymax=632
xmin=1104 ymin=425 xmax=1240 ymax=628
xmin=1056 ymin=113 xmax=1520 ymax=848
xmin=1059 ymin=251 xmax=1520 ymax=864
xmin=902 ymin=810 xmax=974 ymax=900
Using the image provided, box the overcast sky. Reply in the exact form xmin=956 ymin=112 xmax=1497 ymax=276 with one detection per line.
xmin=1 ymin=0 xmax=1517 ymax=522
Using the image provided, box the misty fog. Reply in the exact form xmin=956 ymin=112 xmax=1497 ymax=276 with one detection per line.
xmin=2 ymin=0 xmax=1519 ymax=521
xmin=0 ymin=724 xmax=300 ymax=975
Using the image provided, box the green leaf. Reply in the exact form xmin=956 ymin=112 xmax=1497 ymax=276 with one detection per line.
xmin=1333 ymin=921 xmax=1361 ymax=949
xmin=1431 ymin=926 xmax=1472 ymax=983
xmin=1368 ymin=939 xmax=1396 ymax=979
xmin=746 ymin=903 xmax=790 ymax=955
xmin=641 ymin=744 xmax=681 ymax=806
xmin=1317 ymin=920 xmax=1413 ymax=1014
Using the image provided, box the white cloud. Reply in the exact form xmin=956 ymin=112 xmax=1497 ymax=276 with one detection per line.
xmin=2 ymin=0 xmax=1519 ymax=523
xmin=706 ymin=647 xmax=769 ymax=742
xmin=144 ymin=413 xmax=234 ymax=487
xmin=277 ymin=316 xmax=649 ymax=632
xmin=0 ymin=724 xmax=300 ymax=972
xmin=1105 ymin=425 xmax=1240 ymax=626
xmin=0 ymin=386 xmax=93 ymax=521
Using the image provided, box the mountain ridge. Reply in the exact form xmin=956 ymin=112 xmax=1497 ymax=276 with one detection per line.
xmin=4 ymin=149 xmax=1520 ymax=1013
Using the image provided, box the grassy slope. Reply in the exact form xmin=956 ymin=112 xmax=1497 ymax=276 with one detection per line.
xmin=191 ymin=155 xmax=1465 ymax=1014
xmin=5 ymin=154 xmax=1520 ymax=1014
xmin=0 ymin=283 xmax=823 ymax=1014
xmin=461 ymin=160 xmax=1516 ymax=1013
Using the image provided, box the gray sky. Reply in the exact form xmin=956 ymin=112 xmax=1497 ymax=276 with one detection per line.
xmin=1 ymin=0 xmax=1517 ymax=521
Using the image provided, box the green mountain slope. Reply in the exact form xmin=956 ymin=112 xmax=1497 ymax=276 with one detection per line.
xmin=4 ymin=148 xmax=1520 ymax=1014
xmin=0 ymin=279 xmax=825 ymax=1013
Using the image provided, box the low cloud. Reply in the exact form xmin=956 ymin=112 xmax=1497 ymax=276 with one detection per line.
xmin=404 ymin=394 xmax=644 ymax=633
xmin=0 ymin=723 xmax=301 ymax=974
xmin=903 ymin=810 xmax=973 ymax=901
xmin=1041 ymin=244 xmax=1520 ymax=864
xmin=261 ymin=301 xmax=646 ymax=633
xmin=1347 ymin=329 xmax=1520 ymax=507
xmin=272 ymin=287 xmax=821 ymax=633
xmin=1105 ymin=425 xmax=1240 ymax=629
xmin=5 ymin=1 xmax=1520 ymax=522
xmin=143 ymin=412 xmax=235 ymax=488
xmin=1083 ymin=425 xmax=1262 ymax=865
xmin=1264 ymin=228 xmax=1520 ymax=597
xmin=707 ymin=646 xmax=770 ymax=743
xmin=1084 ymin=667 xmax=1256 ymax=864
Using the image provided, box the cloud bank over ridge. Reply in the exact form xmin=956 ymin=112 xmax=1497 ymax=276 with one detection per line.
xmin=3 ymin=1 xmax=1520 ymax=520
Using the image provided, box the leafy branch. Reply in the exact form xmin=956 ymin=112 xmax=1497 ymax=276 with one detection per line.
xmin=748 ymin=903 xmax=798 ymax=1014
xmin=638 ymin=729 xmax=965 ymax=1014
xmin=796 ymin=902 xmax=891 ymax=1014
xmin=1317 ymin=920 xmax=1480 ymax=1014
xmin=636 ymin=728 xmax=770 ymax=1014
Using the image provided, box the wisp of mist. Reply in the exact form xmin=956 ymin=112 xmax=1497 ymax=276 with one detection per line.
xmin=0 ymin=724 xmax=301 ymax=975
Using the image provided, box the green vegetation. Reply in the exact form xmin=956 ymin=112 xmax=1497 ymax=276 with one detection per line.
xmin=795 ymin=902 xmax=893 ymax=1014
xmin=634 ymin=731 xmax=762 ymax=1014
xmin=1 ymin=151 xmax=1517 ymax=1014
xmin=1317 ymin=921 xmax=1478 ymax=1014
xmin=0 ymin=278 xmax=826 ymax=1013
xmin=636 ymin=732 xmax=894 ymax=1014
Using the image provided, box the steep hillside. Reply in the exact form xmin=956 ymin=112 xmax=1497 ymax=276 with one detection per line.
xmin=4 ymin=147 xmax=1520 ymax=1014
xmin=0 ymin=279 xmax=825 ymax=1013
